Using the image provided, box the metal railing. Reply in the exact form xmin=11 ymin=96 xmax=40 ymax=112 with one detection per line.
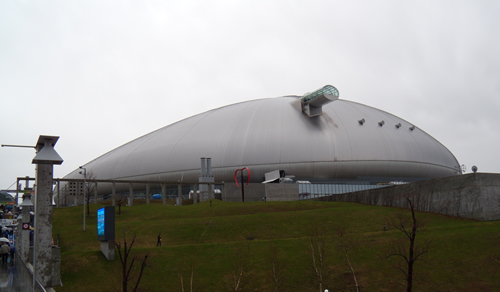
xmin=14 ymin=251 xmax=47 ymax=292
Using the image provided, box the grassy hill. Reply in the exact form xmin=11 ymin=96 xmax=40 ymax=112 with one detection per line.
xmin=52 ymin=199 xmax=500 ymax=291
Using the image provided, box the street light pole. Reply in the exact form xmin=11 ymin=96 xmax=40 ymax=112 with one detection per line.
xmin=79 ymin=166 xmax=86 ymax=231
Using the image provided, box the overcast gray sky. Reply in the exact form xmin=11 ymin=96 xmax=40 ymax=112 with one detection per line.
xmin=1 ymin=1 xmax=499 ymax=191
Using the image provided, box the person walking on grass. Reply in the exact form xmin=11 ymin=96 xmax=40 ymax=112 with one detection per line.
xmin=157 ymin=233 xmax=162 ymax=247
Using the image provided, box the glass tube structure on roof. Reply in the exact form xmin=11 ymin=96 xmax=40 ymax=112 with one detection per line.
xmin=302 ymin=85 xmax=339 ymax=104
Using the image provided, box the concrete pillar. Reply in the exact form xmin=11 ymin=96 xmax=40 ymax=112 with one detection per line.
xmin=222 ymin=182 xmax=225 ymax=200
xmin=80 ymin=181 xmax=84 ymax=206
xmin=146 ymin=183 xmax=150 ymax=204
xmin=63 ymin=185 xmax=66 ymax=206
xmin=208 ymin=183 xmax=212 ymax=200
xmin=74 ymin=182 xmax=78 ymax=206
xmin=34 ymin=163 xmax=54 ymax=287
xmin=112 ymin=182 xmax=116 ymax=206
xmin=177 ymin=183 xmax=182 ymax=206
xmin=51 ymin=246 xmax=61 ymax=286
xmin=129 ymin=183 xmax=134 ymax=206
xmin=161 ymin=184 xmax=166 ymax=205
xmin=100 ymin=240 xmax=115 ymax=261
xmin=14 ymin=178 xmax=20 ymax=214
xmin=94 ymin=182 xmax=98 ymax=204
xmin=193 ymin=183 xmax=198 ymax=204
xmin=20 ymin=203 xmax=31 ymax=262
xmin=56 ymin=179 xmax=60 ymax=207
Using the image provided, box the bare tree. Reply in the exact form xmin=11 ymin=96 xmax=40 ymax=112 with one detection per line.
xmin=81 ymin=171 xmax=97 ymax=216
xmin=337 ymin=227 xmax=360 ymax=292
xmin=308 ymin=226 xmax=329 ymax=292
xmin=58 ymin=185 xmax=70 ymax=207
xmin=115 ymin=231 xmax=149 ymax=292
xmin=387 ymin=197 xmax=430 ymax=292
xmin=492 ymin=254 xmax=500 ymax=267
xmin=268 ymin=242 xmax=286 ymax=292
xmin=227 ymin=243 xmax=251 ymax=292
xmin=116 ymin=193 xmax=128 ymax=215
xmin=179 ymin=252 xmax=196 ymax=292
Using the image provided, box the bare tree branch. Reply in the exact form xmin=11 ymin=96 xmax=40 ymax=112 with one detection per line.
xmin=179 ymin=256 xmax=185 ymax=292
xmin=115 ymin=231 xmax=149 ymax=292
xmin=179 ymin=251 xmax=197 ymax=292
xmin=386 ymin=196 xmax=430 ymax=292
xmin=82 ymin=171 xmax=97 ymax=215
xmin=268 ymin=242 xmax=286 ymax=292
xmin=115 ymin=193 xmax=127 ymax=215
xmin=308 ymin=226 xmax=329 ymax=292
xmin=189 ymin=252 xmax=195 ymax=292
xmin=337 ymin=227 xmax=359 ymax=292
xmin=133 ymin=254 xmax=149 ymax=292
xmin=228 ymin=244 xmax=250 ymax=292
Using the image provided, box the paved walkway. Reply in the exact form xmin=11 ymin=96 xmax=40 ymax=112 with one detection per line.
xmin=0 ymin=260 xmax=15 ymax=292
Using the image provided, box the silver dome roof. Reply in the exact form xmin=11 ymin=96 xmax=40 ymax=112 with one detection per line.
xmin=65 ymin=96 xmax=460 ymax=184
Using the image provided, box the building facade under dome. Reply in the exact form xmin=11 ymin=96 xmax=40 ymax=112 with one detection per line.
xmin=63 ymin=85 xmax=461 ymax=196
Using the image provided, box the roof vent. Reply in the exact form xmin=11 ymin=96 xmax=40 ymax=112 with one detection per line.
xmin=378 ymin=120 xmax=385 ymax=127
xmin=301 ymin=85 xmax=339 ymax=117
xmin=358 ymin=118 xmax=365 ymax=125
xmin=395 ymin=123 xmax=401 ymax=128
xmin=409 ymin=125 xmax=416 ymax=131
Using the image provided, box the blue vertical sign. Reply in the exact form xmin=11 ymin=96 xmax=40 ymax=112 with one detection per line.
xmin=97 ymin=206 xmax=115 ymax=241
xmin=97 ymin=208 xmax=105 ymax=238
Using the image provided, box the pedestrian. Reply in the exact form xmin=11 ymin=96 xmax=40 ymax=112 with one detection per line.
xmin=383 ymin=224 xmax=386 ymax=231
xmin=1 ymin=243 xmax=10 ymax=263
xmin=9 ymin=246 xmax=14 ymax=265
xmin=157 ymin=233 xmax=162 ymax=247
xmin=0 ymin=243 xmax=4 ymax=263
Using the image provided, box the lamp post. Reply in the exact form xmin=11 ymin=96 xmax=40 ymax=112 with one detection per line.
xmin=79 ymin=166 xmax=86 ymax=231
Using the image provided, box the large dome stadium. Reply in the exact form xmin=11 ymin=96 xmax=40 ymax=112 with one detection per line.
xmin=63 ymin=85 xmax=461 ymax=191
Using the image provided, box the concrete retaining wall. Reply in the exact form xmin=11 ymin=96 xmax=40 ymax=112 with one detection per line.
xmin=313 ymin=173 xmax=500 ymax=221
xmin=223 ymin=183 xmax=265 ymax=202
xmin=222 ymin=183 xmax=299 ymax=202
xmin=265 ymin=183 xmax=299 ymax=201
